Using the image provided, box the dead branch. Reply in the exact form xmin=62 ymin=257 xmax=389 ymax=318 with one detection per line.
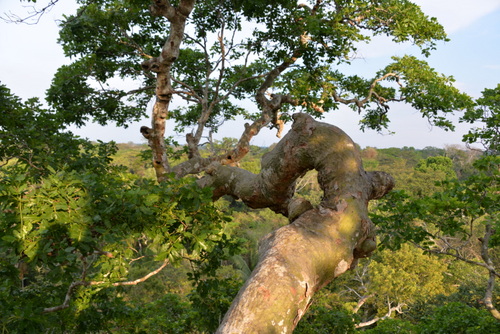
xmin=353 ymin=294 xmax=375 ymax=314
xmin=355 ymin=301 xmax=405 ymax=328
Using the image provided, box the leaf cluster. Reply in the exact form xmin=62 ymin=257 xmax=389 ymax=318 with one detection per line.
xmin=0 ymin=82 xmax=118 ymax=179
xmin=461 ymin=84 xmax=500 ymax=154
xmin=48 ymin=0 xmax=469 ymax=137
xmin=0 ymin=166 xmax=238 ymax=331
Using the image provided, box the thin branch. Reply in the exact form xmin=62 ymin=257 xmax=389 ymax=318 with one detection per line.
xmin=213 ymin=23 xmax=227 ymax=107
xmin=170 ymin=76 xmax=202 ymax=98
xmin=355 ymin=302 xmax=405 ymax=328
xmin=129 ymin=255 xmax=145 ymax=264
xmin=479 ymin=224 xmax=500 ymax=319
xmin=42 ymin=281 xmax=88 ymax=313
xmin=118 ymin=27 xmax=154 ymax=59
xmin=413 ymin=242 xmax=498 ymax=275
xmin=92 ymin=258 xmax=170 ymax=286
xmin=1 ymin=0 xmax=60 ymax=24
xmin=331 ymin=72 xmax=404 ymax=112
xmin=126 ymin=85 xmax=156 ymax=95
xmin=353 ymin=294 xmax=374 ymax=314
xmin=43 ymin=259 xmax=170 ymax=313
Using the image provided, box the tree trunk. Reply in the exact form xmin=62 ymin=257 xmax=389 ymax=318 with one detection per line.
xmin=204 ymin=113 xmax=394 ymax=333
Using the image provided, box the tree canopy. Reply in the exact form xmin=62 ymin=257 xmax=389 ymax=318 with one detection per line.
xmin=47 ymin=0 xmax=472 ymax=179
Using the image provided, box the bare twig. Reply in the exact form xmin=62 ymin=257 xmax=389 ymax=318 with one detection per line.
xmin=1 ymin=0 xmax=59 ymax=24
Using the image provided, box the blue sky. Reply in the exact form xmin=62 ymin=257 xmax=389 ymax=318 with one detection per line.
xmin=1 ymin=0 xmax=499 ymax=148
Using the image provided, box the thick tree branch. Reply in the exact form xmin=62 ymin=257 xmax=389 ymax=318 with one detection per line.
xmin=215 ymin=113 xmax=394 ymax=332
xmin=204 ymin=113 xmax=393 ymax=216
xmin=169 ymin=91 xmax=295 ymax=177
xmin=141 ymin=0 xmax=195 ymax=182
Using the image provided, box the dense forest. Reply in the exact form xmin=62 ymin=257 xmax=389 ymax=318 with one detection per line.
xmin=4 ymin=140 xmax=488 ymax=333
xmin=112 ymin=142 xmax=499 ymax=333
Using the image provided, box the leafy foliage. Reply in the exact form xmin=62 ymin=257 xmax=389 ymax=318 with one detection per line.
xmin=0 ymin=148 xmax=239 ymax=332
xmin=364 ymin=318 xmax=417 ymax=334
xmin=418 ymin=302 xmax=499 ymax=334
xmin=45 ymin=0 xmax=473 ymax=136
xmin=373 ymin=155 xmax=499 ymax=249
xmin=295 ymin=306 xmax=357 ymax=334
xmin=0 ymin=82 xmax=116 ymax=180
xmin=368 ymin=244 xmax=450 ymax=309
xmin=462 ymin=84 xmax=500 ymax=154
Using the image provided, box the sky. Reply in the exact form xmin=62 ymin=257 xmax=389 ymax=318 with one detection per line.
xmin=1 ymin=0 xmax=499 ymax=149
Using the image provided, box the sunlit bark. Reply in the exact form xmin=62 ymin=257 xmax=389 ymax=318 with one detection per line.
xmin=202 ymin=113 xmax=394 ymax=333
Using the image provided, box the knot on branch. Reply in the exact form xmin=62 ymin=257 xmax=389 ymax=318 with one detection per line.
xmin=150 ymin=0 xmax=169 ymax=17
xmin=354 ymin=236 xmax=377 ymax=259
xmin=291 ymin=113 xmax=316 ymax=135
xmin=367 ymin=171 xmax=395 ymax=200
xmin=204 ymin=161 xmax=221 ymax=176
xmin=186 ymin=133 xmax=200 ymax=159
xmin=270 ymin=112 xmax=285 ymax=138
xmin=141 ymin=58 xmax=161 ymax=73
xmin=288 ymin=197 xmax=314 ymax=222
xmin=140 ymin=126 xmax=153 ymax=139
xmin=270 ymin=94 xmax=298 ymax=110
